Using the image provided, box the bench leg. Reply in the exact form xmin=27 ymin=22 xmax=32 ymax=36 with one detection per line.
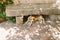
xmin=16 ymin=16 xmax=23 ymax=25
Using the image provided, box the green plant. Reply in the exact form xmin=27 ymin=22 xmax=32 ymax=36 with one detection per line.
xmin=0 ymin=0 xmax=16 ymax=23
xmin=6 ymin=17 xmax=16 ymax=23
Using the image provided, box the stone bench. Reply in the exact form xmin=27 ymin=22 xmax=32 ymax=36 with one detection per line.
xmin=6 ymin=0 xmax=59 ymax=24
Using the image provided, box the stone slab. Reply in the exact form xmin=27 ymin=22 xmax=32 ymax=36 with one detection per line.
xmin=6 ymin=4 xmax=56 ymax=16
xmin=13 ymin=0 xmax=56 ymax=4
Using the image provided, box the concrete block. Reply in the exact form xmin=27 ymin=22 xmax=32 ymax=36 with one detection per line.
xmin=16 ymin=16 xmax=23 ymax=25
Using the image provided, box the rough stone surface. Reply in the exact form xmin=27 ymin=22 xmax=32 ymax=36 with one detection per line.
xmin=6 ymin=2 xmax=56 ymax=16
xmin=44 ymin=15 xmax=60 ymax=21
xmin=13 ymin=0 xmax=56 ymax=5
xmin=16 ymin=16 xmax=23 ymax=25
xmin=49 ymin=15 xmax=60 ymax=21
xmin=0 ymin=20 xmax=60 ymax=40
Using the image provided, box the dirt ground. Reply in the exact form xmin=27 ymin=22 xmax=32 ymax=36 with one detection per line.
xmin=0 ymin=21 xmax=60 ymax=40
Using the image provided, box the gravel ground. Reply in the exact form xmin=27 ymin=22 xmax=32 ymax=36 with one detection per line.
xmin=0 ymin=21 xmax=60 ymax=40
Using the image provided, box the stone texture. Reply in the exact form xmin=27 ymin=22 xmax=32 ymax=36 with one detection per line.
xmin=6 ymin=0 xmax=56 ymax=16
xmin=6 ymin=4 xmax=57 ymax=16
xmin=48 ymin=8 xmax=60 ymax=15
xmin=0 ymin=20 xmax=60 ymax=40
xmin=43 ymin=15 xmax=60 ymax=21
xmin=16 ymin=16 xmax=23 ymax=25
xmin=49 ymin=15 xmax=60 ymax=21
xmin=13 ymin=0 xmax=56 ymax=4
